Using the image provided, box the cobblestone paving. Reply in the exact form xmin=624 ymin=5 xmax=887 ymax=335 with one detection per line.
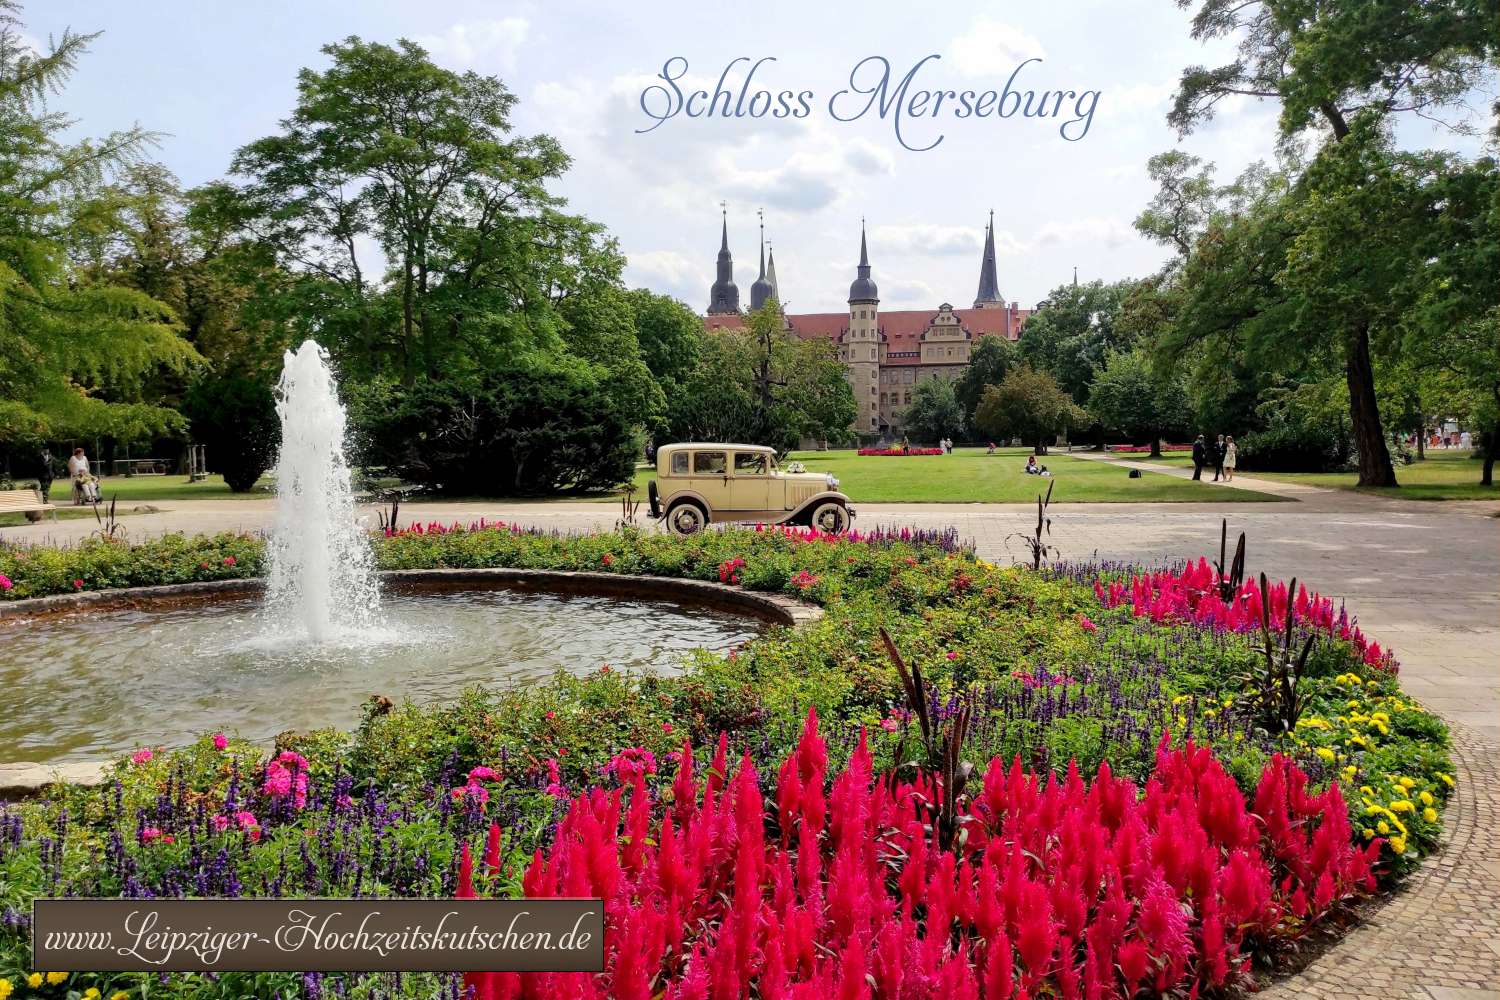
xmin=4 ymin=486 xmax=1496 ymax=996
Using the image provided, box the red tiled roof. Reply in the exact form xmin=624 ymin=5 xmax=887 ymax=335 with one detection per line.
xmin=704 ymin=307 xmax=1031 ymax=366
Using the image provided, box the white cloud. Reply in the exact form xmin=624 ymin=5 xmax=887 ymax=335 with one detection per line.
xmin=623 ymin=249 xmax=706 ymax=304
xmin=870 ymin=223 xmax=981 ymax=257
xmin=883 ymin=279 xmax=939 ymax=303
xmin=1109 ymin=81 xmax=1176 ymax=117
xmin=1033 ymin=218 xmax=1137 ymax=250
xmin=950 ymin=18 xmax=1047 ymax=79
xmin=416 ymin=18 xmax=529 ymax=72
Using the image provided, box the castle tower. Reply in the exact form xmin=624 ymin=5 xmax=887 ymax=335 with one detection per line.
xmin=765 ymin=244 xmax=780 ymax=303
xmin=846 ymin=220 xmax=881 ymax=435
xmin=973 ymin=210 xmax=1004 ymax=309
xmin=749 ymin=209 xmax=775 ymax=311
xmin=707 ymin=204 xmax=740 ymax=315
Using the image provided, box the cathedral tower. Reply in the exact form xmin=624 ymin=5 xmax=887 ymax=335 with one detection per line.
xmin=846 ymin=220 xmax=881 ymax=435
xmin=707 ymin=205 xmax=740 ymax=315
xmin=749 ymin=209 xmax=775 ymax=311
xmin=973 ymin=210 xmax=1004 ymax=309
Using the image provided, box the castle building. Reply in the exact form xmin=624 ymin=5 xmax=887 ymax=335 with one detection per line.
xmin=704 ymin=211 xmax=1033 ymax=438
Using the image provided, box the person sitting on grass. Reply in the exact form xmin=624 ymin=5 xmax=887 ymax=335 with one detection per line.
xmin=1024 ymin=455 xmax=1039 ymax=475
xmin=986 ymin=442 xmax=996 ymax=455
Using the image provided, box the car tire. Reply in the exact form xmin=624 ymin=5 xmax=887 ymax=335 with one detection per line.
xmin=810 ymin=500 xmax=848 ymax=534
xmin=667 ymin=501 xmax=707 ymax=535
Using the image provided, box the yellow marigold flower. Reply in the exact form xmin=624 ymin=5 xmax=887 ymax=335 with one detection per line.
xmin=1423 ymin=807 xmax=1438 ymax=823
xmin=1438 ymin=773 xmax=1455 ymax=788
xmin=1390 ymin=800 xmax=1415 ymax=814
xmin=47 ymin=972 xmax=69 ymax=985
xmin=1346 ymin=699 xmax=1361 ymax=709
xmin=111 ymin=993 xmax=130 ymax=1000
xmin=84 ymin=989 xmax=101 ymax=1000
xmin=1377 ymin=820 xmax=1390 ymax=835
xmin=1390 ymin=835 xmax=1407 ymax=854
xmin=1342 ymin=765 xmax=1357 ymax=779
xmin=0 ymin=978 xmax=13 ymax=1000
xmin=1399 ymin=776 xmax=1415 ymax=789
xmin=1360 ymin=785 xmax=1374 ymax=796
xmin=1315 ymin=747 xmax=1336 ymax=762
xmin=26 ymin=974 xmax=42 ymax=989
xmin=1362 ymin=827 xmax=1375 ymax=839
xmin=1419 ymin=791 xmax=1434 ymax=807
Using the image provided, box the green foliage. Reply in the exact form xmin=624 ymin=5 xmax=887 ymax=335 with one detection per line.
xmin=952 ymin=335 xmax=1014 ymax=426
xmin=973 ymin=365 xmax=1086 ymax=453
xmin=662 ymin=302 xmax=855 ymax=451
xmin=900 ymin=376 xmax=965 ymax=444
xmin=350 ymin=363 xmax=639 ymax=495
xmin=183 ymin=373 xmax=278 ymax=491
xmin=1087 ymin=349 xmax=1191 ymax=449
xmin=0 ymin=5 xmax=199 ymax=446
xmin=0 ymin=531 xmax=261 ymax=599
xmin=1016 ymin=279 xmax=1138 ymax=404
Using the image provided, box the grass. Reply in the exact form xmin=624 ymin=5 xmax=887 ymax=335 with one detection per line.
xmin=618 ymin=447 xmax=1281 ymax=504
xmin=1119 ymin=448 xmax=1497 ymax=501
xmin=27 ymin=475 xmax=273 ymax=502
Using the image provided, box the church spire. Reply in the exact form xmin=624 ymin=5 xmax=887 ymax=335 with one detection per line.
xmin=765 ymin=243 xmax=779 ymax=302
xmin=973 ymin=210 xmax=1003 ymax=308
xmin=707 ymin=201 xmax=740 ymax=315
xmin=750 ymin=208 xmax=775 ymax=311
xmin=848 ymin=217 xmax=878 ymax=303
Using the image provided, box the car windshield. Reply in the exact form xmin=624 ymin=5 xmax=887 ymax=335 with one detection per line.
xmin=693 ymin=451 xmax=727 ymax=474
xmin=734 ymin=452 xmax=767 ymax=475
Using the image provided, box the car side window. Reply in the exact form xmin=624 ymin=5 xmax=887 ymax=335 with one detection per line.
xmin=670 ymin=452 xmax=689 ymax=475
xmin=733 ymin=452 xmax=767 ymax=475
xmin=693 ymin=451 xmax=727 ymax=475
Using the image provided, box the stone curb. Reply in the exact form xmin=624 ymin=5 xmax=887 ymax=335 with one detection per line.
xmin=0 ymin=569 xmax=823 ymax=798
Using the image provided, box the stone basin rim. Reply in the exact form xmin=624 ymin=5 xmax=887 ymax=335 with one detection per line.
xmin=0 ymin=568 xmax=823 ymax=797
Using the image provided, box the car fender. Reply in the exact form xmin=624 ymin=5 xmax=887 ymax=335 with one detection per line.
xmin=659 ymin=487 xmax=714 ymax=516
xmin=784 ymin=490 xmax=854 ymax=525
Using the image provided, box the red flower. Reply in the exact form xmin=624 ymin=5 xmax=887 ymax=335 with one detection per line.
xmin=72 ymin=578 xmax=84 ymax=589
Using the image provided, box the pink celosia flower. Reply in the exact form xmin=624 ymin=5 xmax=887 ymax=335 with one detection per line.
xmin=212 ymin=733 xmax=228 ymax=750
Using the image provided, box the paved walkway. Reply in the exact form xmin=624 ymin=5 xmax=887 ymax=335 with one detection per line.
xmin=3 ymin=489 xmax=1496 ymax=996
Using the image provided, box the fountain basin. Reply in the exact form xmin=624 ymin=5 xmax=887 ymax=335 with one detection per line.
xmin=0 ymin=570 xmax=820 ymax=773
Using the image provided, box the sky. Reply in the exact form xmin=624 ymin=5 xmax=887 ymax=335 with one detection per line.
xmin=24 ymin=0 xmax=1497 ymax=315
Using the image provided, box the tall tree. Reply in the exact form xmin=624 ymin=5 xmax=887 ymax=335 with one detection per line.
xmin=1017 ymin=279 xmax=1137 ymax=404
xmin=901 ymin=377 xmax=965 ymax=444
xmin=973 ymin=366 xmax=1086 ymax=455
xmin=1167 ymin=0 xmax=1497 ymax=486
xmin=1087 ymin=349 xmax=1191 ymax=456
xmin=953 ymin=335 xmax=1014 ymax=427
xmin=0 ymin=2 xmax=198 ymax=448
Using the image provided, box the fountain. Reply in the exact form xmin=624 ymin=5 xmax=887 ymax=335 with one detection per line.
xmin=262 ymin=340 xmax=380 ymax=643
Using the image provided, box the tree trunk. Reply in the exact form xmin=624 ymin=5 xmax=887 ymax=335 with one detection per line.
xmin=1345 ymin=325 xmax=1397 ymax=487
xmin=1416 ymin=422 xmax=1425 ymax=460
xmin=1034 ymin=438 xmax=1048 ymax=456
xmin=1149 ymin=432 xmax=1162 ymax=458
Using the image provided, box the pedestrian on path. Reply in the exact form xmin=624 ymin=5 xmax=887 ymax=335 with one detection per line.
xmin=1212 ymin=435 xmax=1226 ymax=482
xmin=1191 ymin=435 xmax=1207 ymax=480
xmin=1223 ymin=436 xmax=1237 ymax=482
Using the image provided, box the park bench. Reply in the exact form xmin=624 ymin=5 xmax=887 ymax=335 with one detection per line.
xmin=0 ymin=487 xmax=57 ymax=522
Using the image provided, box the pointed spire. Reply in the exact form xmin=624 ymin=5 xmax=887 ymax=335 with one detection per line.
xmin=766 ymin=243 xmax=779 ymax=302
xmin=973 ymin=209 xmax=1003 ymax=309
xmin=750 ymin=207 xmax=775 ymax=311
xmin=707 ymin=200 xmax=739 ymax=314
xmin=848 ymin=217 xmax=878 ymax=304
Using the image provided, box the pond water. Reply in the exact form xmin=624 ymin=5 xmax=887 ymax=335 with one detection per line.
xmin=1 ymin=588 xmax=761 ymax=764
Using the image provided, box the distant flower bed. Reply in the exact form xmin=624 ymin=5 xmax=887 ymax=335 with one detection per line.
xmin=1110 ymin=444 xmax=1193 ymax=453
xmin=0 ymin=525 xmax=1451 ymax=998
xmin=859 ymin=447 xmax=944 ymax=456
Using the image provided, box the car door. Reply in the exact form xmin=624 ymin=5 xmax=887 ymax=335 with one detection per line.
xmin=729 ymin=451 xmax=772 ymax=513
xmin=687 ymin=449 xmax=731 ymax=515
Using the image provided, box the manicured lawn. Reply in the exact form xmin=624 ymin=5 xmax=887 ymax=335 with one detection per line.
xmin=30 ymin=475 xmax=273 ymax=502
xmin=622 ymin=447 xmax=1280 ymax=504
xmin=1120 ymin=448 xmax=1497 ymax=500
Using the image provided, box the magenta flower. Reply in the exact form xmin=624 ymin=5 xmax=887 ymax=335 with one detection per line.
xmin=0 ymin=573 xmax=12 ymax=591
xmin=212 ymin=733 xmax=228 ymax=751
xmin=131 ymin=748 xmax=153 ymax=765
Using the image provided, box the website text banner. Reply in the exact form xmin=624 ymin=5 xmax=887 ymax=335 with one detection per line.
xmin=32 ymin=898 xmax=603 ymax=972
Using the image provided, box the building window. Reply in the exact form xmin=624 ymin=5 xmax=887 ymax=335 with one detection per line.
xmin=903 ymin=392 xmax=911 ymax=405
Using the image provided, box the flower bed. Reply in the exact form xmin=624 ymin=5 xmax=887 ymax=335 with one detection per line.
xmin=1109 ymin=444 xmax=1193 ymax=454
xmin=0 ymin=524 xmax=1451 ymax=999
xmin=858 ymin=447 xmax=944 ymax=456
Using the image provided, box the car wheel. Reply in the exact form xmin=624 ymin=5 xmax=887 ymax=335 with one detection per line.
xmin=667 ymin=501 xmax=706 ymax=535
xmin=810 ymin=501 xmax=848 ymax=534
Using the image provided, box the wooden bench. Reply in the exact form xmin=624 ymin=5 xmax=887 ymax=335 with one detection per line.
xmin=0 ymin=488 xmax=57 ymax=522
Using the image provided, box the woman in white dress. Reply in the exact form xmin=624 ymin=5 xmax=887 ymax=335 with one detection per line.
xmin=1222 ymin=436 xmax=1237 ymax=482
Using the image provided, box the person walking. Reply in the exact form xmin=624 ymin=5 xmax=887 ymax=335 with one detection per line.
xmin=1211 ymin=434 xmax=1226 ymax=482
xmin=1223 ymin=436 xmax=1237 ymax=482
xmin=36 ymin=446 xmax=55 ymax=501
xmin=1191 ymin=434 xmax=1207 ymax=480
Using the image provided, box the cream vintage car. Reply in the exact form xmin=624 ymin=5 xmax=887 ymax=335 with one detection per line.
xmin=647 ymin=443 xmax=854 ymax=535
